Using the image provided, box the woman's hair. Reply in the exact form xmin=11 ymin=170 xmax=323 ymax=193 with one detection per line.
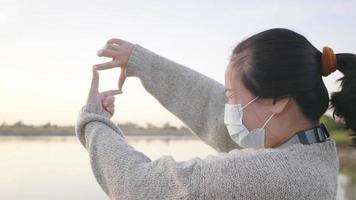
xmin=230 ymin=28 xmax=356 ymax=147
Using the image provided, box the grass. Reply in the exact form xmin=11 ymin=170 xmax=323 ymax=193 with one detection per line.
xmin=330 ymin=130 xmax=353 ymax=145
xmin=340 ymin=167 xmax=356 ymax=184
xmin=320 ymin=115 xmax=355 ymax=146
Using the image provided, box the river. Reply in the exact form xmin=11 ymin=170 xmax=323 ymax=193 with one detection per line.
xmin=0 ymin=136 xmax=354 ymax=199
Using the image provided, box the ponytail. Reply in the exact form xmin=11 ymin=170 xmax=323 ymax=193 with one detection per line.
xmin=329 ymin=53 xmax=356 ymax=147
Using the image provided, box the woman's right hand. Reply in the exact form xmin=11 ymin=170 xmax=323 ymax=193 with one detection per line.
xmin=94 ymin=38 xmax=135 ymax=93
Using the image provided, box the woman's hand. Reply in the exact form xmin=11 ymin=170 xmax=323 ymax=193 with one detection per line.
xmin=94 ymin=38 xmax=135 ymax=93
xmin=86 ymin=67 xmax=122 ymax=118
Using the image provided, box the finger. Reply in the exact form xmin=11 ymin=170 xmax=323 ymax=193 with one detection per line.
xmin=106 ymin=38 xmax=124 ymax=45
xmin=106 ymin=103 xmax=114 ymax=110
xmin=105 ymin=43 xmax=121 ymax=51
xmin=104 ymin=95 xmax=115 ymax=103
xmin=102 ymin=89 xmax=122 ymax=97
xmin=94 ymin=60 xmax=120 ymax=70
xmin=118 ymin=67 xmax=127 ymax=92
xmin=106 ymin=104 xmax=115 ymax=111
xmin=103 ymin=106 xmax=113 ymax=116
xmin=89 ymin=68 xmax=99 ymax=95
xmin=97 ymin=49 xmax=117 ymax=58
xmin=103 ymin=101 xmax=112 ymax=107
xmin=104 ymin=103 xmax=114 ymax=112
xmin=103 ymin=96 xmax=115 ymax=106
xmin=105 ymin=106 xmax=114 ymax=115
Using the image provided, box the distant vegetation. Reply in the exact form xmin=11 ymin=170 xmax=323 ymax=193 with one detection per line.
xmin=320 ymin=115 xmax=356 ymax=146
xmin=0 ymin=120 xmax=192 ymax=137
xmin=1 ymin=115 xmax=355 ymax=146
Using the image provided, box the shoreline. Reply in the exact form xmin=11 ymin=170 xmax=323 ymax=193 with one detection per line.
xmin=1 ymin=135 xmax=355 ymax=178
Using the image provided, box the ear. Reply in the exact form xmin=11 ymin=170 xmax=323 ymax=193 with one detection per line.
xmin=270 ymin=97 xmax=290 ymax=114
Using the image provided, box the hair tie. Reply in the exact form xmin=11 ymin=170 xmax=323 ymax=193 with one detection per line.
xmin=321 ymin=47 xmax=337 ymax=76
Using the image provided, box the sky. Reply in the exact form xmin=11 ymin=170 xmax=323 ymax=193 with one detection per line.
xmin=1 ymin=0 xmax=356 ymax=127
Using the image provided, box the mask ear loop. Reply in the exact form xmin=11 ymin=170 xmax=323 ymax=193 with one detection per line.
xmin=262 ymin=113 xmax=275 ymax=129
xmin=241 ymin=96 xmax=259 ymax=110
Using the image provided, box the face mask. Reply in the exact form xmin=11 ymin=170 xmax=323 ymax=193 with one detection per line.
xmin=224 ymin=96 xmax=275 ymax=149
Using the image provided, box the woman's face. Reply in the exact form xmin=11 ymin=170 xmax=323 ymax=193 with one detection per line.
xmin=224 ymin=60 xmax=273 ymax=132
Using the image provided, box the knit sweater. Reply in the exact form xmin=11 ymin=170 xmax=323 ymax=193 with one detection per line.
xmin=75 ymin=44 xmax=340 ymax=200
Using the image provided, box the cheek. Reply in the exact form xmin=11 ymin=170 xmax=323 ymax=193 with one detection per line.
xmin=242 ymin=111 xmax=255 ymax=130
xmin=242 ymin=105 xmax=261 ymax=130
xmin=244 ymin=104 xmax=271 ymax=130
xmin=227 ymin=96 xmax=238 ymax=104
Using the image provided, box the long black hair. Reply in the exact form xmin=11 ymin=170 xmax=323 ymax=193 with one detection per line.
xmin=230 ymin=28 xmax=356 ymax=147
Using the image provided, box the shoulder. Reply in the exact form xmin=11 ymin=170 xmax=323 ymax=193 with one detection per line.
xmin=194 ymin=142 xmax=338 ymax=199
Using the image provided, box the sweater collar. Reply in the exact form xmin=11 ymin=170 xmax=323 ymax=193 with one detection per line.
xmin=276 ymin=123 xmax=330 ymax=149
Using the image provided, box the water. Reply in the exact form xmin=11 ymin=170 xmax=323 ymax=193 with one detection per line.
xmin=0 ymin=136 xmax=354 ymax=200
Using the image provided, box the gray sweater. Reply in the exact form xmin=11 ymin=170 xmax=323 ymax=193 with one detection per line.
xmin=75 ymin=44 xmax=340 ymax=200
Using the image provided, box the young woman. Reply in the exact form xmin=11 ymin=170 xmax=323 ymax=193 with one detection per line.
xmin=75 ymin=28 xmax=355 ymax=199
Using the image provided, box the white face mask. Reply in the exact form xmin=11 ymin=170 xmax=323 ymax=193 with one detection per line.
xmin=224 ymin=96 xmax=275 ymax=149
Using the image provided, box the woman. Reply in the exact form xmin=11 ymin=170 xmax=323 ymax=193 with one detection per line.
xmin=75 ymin=28 xmax=355 ymax=199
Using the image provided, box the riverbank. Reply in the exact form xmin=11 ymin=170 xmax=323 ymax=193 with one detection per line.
xmin=0 ymin=125 xmax=192 ymax=137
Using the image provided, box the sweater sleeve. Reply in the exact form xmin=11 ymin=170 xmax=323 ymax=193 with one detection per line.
xmin=75 ymin=103 xmax=201 ymax=199
xmin=125 ymin=44 xmax=241 ymax=152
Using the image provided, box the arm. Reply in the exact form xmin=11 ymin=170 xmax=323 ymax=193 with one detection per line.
xmin=75 ymin=103 xmax=200 ymax=199
xmin=125 ymin=44 xmax=241 ymax=152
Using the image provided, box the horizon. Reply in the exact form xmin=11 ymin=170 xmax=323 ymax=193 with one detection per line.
xmin=0 ymin=112 xmax=340 ymax=128
xmin=0 ymin=118 xmax=186 ymax=129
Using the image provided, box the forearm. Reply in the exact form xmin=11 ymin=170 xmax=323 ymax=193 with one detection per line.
xmin=75 ymin=103 xmax=152 ymax=198
xmin=75 ymin=103 xmax=199 ymax=199
xmin=125 ymin=44 xmax=241 ymax=152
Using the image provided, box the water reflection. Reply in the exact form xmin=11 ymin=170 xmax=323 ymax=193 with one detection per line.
xmin=0 ymin=136 xmax=354 ymax=200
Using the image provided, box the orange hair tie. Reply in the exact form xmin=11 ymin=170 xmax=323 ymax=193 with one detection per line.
xmin=321 ymin=47 xmax=337 ymax=76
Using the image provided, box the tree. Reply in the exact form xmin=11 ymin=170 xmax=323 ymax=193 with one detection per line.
xmin=162 ymin=122 xmax=177 ymax=130
xmin=120 ymin=122 xmax=142 ymax=130
xmin=13 ymin=121 xmax=25 ymax=127
xmin=42 ymin=122 xmax=52 ymax=128
xmin=179 ymin=125 xmax=189 ymax=131
xmin=146 ymin=122 xmax=158 ymax=130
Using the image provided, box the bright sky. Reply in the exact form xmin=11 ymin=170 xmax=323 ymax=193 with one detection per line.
xmin=1 ymin=0 xmax=355 ymax=127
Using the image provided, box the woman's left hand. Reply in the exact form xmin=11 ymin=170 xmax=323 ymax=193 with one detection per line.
xmin=86 ymin=66 xmax=122 ymax=118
